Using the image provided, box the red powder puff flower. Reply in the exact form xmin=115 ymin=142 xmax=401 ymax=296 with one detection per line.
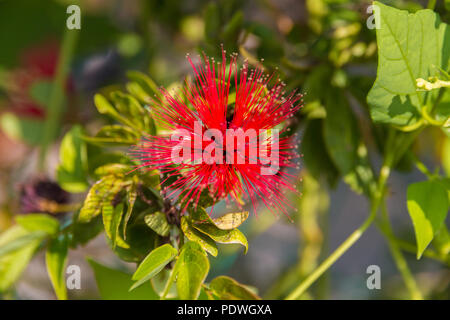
xmin=132 ymin=50 xmax=302 ymax=216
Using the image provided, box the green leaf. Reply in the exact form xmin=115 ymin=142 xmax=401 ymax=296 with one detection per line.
xmin=144 ymin=211 xmax=170 ymax=237
xmin=69 ymin=214 xmax=103 ymax=248
xmin=88 ymin=258 xmax=159 ymax=300
xmin=126 ymin=81 xmax=151 ymax=104
xmin=83 ymin=125 xmax=139 ymax=147
xmin=94 ymin=94 xmax=141 ymax=131
xmin=209 ymin=276 xmax=261 ymax=300
xmin=56 ymin=125 xmax=89 ymax=193
xmin=192 ymin=222 xmax=248 ymax=254
xmin=407 ymin=180 xmax=449 ymax=258
xmin=0 ymin=230 xmax=46 ymax=258
xmin=108 ymin=224 xmax=158 ymax=263
xmin=130 ymin=244 xmax=178 ymax=291
xmin=181 ymin=217 xmax=218 ymax=257
xmin=302 ymin=119 xmax=339 ymax=187
xmin=188 ymin=207 xmax=248 ymax=253
xmin=323 ymin=90 xmax=374 ymax=195
xmin=46 ymin=235 xmax=69 ymax=300
xmin=150 ymin=268 xmax=178 ymax=299
xmin=173 ymin=241 xmax=210 ymax=300
xmin=323 ymin=90 xmax=358 ymax=176
xmin=93 ymin=163 xmax=133 ymax=178
xmin=102 ymin=203 xmax=129 ymax=249
xmin=368 ymin=2 xmax=450 ymax=126
xmin=126 ymin=71 xmax=161 ymax=99
xmin=78 ymin=175 xmax=125 ymax=223
xmin=212 ymin=211 xmax=249 ymax=230
xmin=109 ymin=91 xmax=147 ymax=130
xmin=85 ymin=149 xmax=132 ymax=176
xmin=189 ymin=206 xmax=216 ymax=224
xmin=0 ymin=225 xmax=43 ymax=292
xmin=123 ymin=183 xmax=137 ymax=239
xmin=94 ymin=93 xmax=120 ymax=118
xmin=15 ymin=214 xmax=60 ymax=236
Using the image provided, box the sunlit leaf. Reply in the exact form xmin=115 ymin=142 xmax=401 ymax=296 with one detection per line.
xmin=0 ymin=225 xmax=44 ymax=292
xmin=130 ymin=244 xmax=177 ymax=291
xmin=173 ymin=241 xmax=209 ymax=300
xmin=193 ymin=222 xmax=248 ymax=254
xmin=83 ymin=125 xmax=139 ymax=147
xmin=56 ymin=125 xmax=89 ymax=193
xmin=407 ymin=180 xmax=449 ymax=258
xmin=367 ymin=2 xmax=450 ymax=126
xmin=15 ymin=214 xmax=60 ymax=236
xmin=78 ymin=175 xmax=125 ymax=223
xmin=209 ymin=276 xmax=261 ymax=300
xmin=46 ymin=235 xmax=69 ymax=300
xmin=123 ymin=183 xmax=137 ymax=239
xmin=212 ymin=211 xmax=249 ymax=230
xmin=181 ymin=217 xmax=218 ymax=257
xmin=102 ymin=203 xmax=129 ymax=249
xmin=144 ymin=211 xmax=170 ymax=237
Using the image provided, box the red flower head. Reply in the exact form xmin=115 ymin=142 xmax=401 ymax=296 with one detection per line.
xmin=133 ymin=49 xmax=302 ymax=217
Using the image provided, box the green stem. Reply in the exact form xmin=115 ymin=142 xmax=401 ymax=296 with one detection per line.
xmin=286 ymin=160 xmax=392 ymax=300
xmin=285 ymin=208 xmax=376 ymax=300
xmin=285 ymin=127 xmax=401 ymax=300
xmin=377 ymin=203 xmax=423 ymax=300
xmin=427 ymin=0 xmax=437 ymax=10
xmin=39 ymin=28 xmax=79 ymax=170
xmin=421 ymin=107 xmax=445 ymax=127
xmin=410 ymin=152 xmax=434 ymax=179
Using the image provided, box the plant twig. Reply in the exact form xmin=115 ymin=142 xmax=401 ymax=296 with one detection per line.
xmin=377 ymin=202 xmax=423 ymax=300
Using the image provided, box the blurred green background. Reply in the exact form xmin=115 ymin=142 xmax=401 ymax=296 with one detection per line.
xmin=0 ymin=0 xmax=448 ymax=299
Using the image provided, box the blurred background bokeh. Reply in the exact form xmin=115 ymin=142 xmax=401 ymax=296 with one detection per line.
xmin=0 ymin=0 xmax=448 ymax=299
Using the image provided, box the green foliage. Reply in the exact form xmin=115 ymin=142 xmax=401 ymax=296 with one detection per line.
xmin=368 ymin=2 xmax=450 ymax=127
xmin=301 ymin=119 xmax=340 ymax=187
xmin=0 ymin=225 xmax=45 ymax=292
xmin=83 ymin=125 xmax=140 ymax=147
xmin=173 ymin=242 xmax=210 ymax=300
xmin=323 ymin=89 xmax=374 ymax=195
xmin=78 ymin=174 xmax=127 ymax=223
xmin=57 ymin=125 xmax=89 ymax=193
xmin=208 ymin=276 xmax=260 ymax=300
xmin=187 ymin=208 xmax=248 ymax=254
xmin=15 ymin=214 xmax=60 ymax=236
xmin=407 ymin=180 xmax=449 ymax=258
xmin=102 ymin=203 xmax=129 ymax=249
xmin=212 ymin=211 xmax=249 ymax=230
xmin=46 ymin=235 xmax=69 ymax=300
xmin=130 ymin=244 xmax=178 ymax=291
xmin=144 ymin=211 xmax=170 ymax=237
xmin=92 ymin=89 xmax=155 ymax=140
xmin=1 ymin=0 xmax=449 ymax=301
xmin=181 ymin=217 xmax=218 ymax=257
xmin=88 ymin=258 xmax=159 ymax=300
